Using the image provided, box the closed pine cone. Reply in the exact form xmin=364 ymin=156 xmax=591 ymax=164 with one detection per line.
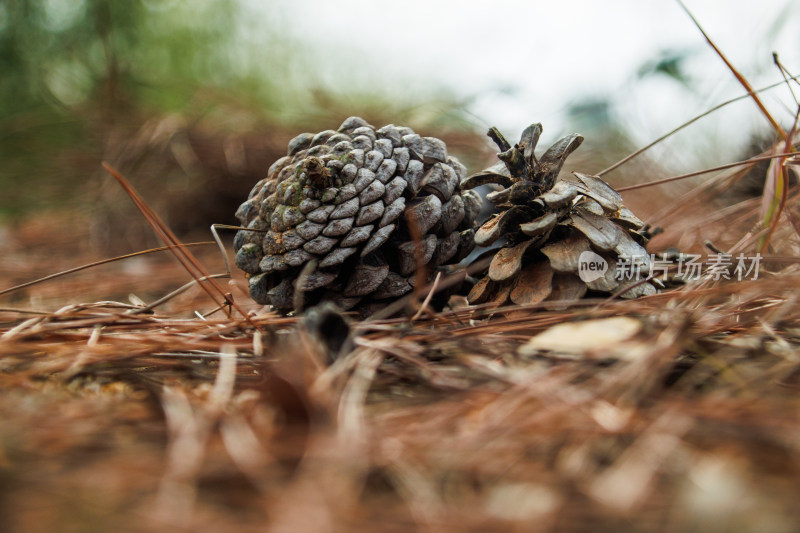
xmin=233 ymin=117 xmax=482 ymax=314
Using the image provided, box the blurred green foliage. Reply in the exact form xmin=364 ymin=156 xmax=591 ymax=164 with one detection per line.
xmin=0 ymin=0 xmax=280 ymax=115
xmin=0 ymin=0 xmax=289 ymax=219
xmin=637 ymin=49 xmax=695 ymax=88
xmin=0 ymin=0 xmax=472 ymax=222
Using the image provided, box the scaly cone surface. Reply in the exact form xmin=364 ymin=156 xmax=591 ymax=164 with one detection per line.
xmin=233 ymin=116 xmax=482 ymax=314
xmin=463 ymin=123 xmax=658 ymax=306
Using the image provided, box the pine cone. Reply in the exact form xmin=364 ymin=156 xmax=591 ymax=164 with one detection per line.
xmin=233 ymin=117 xmax=481 ymax=313
xmin=463 ymin=123 xmax=657 ymax=306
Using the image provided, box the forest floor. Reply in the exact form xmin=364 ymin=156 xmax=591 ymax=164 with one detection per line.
xmin=1 ymin=147 xmax=799 ymax=533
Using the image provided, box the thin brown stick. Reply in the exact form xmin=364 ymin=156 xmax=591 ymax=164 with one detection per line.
xmin=131 ymin=273 xmax=232 ymax=315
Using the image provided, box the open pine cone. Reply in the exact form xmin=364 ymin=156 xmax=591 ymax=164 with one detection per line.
xmin=463 ymin=123 xmax=657 ymax=306
xmin=233 ymin=117 xmax=481 ymax=313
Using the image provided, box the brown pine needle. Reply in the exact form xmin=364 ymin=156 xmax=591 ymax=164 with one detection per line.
xmin=411 ymin=271 xmax=442 ymax=322
xmin=676 ymin=0 xmax=786 ymax=141
xmin=597 ymin=75 xmax=800 ymax=178
xmin=615 ymin=151 xmax=798 ymax=192
xmin=675 ymin=0 xmax=799 ymax=254
xmin=758 ymin=54 xmax=800 ymax=252
xmin=0 ymin=242 xmax=215 ymax=298
xmin=101 ymin=163 xmax=253 ymax=324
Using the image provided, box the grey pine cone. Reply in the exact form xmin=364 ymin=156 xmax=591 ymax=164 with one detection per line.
xmin=464 ymin=123 xmax=658 ymax=306
xmin=233 ymin=116 xmax=481 ymax=313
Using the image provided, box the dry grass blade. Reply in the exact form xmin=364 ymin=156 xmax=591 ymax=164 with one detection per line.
xmin=760 ymin=133 xmax=797 ymax=252
xmin=759 ymin=55 xmax=800 ymax=252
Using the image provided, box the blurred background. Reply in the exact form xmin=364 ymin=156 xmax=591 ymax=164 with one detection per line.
xmin=1 ymin=0 xmax=798 ymax=253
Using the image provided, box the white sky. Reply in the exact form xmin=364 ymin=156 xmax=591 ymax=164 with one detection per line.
xmin=248 ymin=0 xmax=799 ymax=168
